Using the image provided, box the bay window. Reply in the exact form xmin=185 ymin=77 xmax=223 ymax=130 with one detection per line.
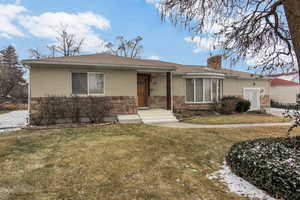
xmin=186 ymin=78 xmax=223 ymax=103
xmin=72 ymin=72 xmax=104 ymax=95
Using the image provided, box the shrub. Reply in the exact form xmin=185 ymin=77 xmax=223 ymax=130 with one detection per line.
xmin=84 ymin=96 xmax=112 ymax=123
xmin=30 ymin=96 xmax=112 ymax=126
xmin=226 ymin=137 xmax=300 ymax=200
xmin=236 ymin=99 xmax=251 ymax=113
xmin=215 ymin=96 xmax=250 ymax=114
xmin=271 ymin=100 xmax=300 ymax=110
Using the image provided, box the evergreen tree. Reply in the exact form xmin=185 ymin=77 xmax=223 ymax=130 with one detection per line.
xmin=0 ymin=45 xmax=25 ymax=97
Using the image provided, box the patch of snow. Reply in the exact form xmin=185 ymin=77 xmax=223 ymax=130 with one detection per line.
xmin=207 ymin=162 xmax=277 ymax=200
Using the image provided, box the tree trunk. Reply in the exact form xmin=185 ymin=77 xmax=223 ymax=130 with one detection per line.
xmin=283 ymin=0 xmax=300 ymax=82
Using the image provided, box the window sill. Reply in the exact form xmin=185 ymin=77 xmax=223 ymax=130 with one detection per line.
xmin=72 ymin=94 xmax=105 ymax=97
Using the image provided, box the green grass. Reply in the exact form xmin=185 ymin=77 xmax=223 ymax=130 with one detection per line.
xmin=185 ymin=113 xmax=290 ymax=125
xmin=0 ymin=124 xmax=298 ymax=200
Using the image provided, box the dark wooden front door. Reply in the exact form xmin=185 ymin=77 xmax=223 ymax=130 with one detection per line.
xmin=137 ymin=74 xmax=150 ymax=107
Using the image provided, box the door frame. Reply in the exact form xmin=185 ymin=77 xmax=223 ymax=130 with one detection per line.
xmin=137 ymin=74 xmax=151 ymax=108
xmin=243 ymin=88 xmax=261 ymax=110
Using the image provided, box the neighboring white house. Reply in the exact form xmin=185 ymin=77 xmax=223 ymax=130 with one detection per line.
xmin=271 ymin=78 xmax=300 ymax=104
xmin=269 ymin=72 xmax=299 ymax=83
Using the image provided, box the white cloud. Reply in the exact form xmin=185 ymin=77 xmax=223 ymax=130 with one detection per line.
xmin=184 ymin=36 xmax=222 ymax=53
xmin=19 ymin=11 xmax=111 ymax=52
xmin=147 ymin=55 xmax=160 ymax=60
xmin=0 ymin=4 xmax=26 ymax=38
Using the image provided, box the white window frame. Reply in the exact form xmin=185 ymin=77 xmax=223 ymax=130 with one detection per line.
xmin=185 ymin=78 xmax=221 ymax=104
xmin=71 ymin=72 xmax=105 ymax=96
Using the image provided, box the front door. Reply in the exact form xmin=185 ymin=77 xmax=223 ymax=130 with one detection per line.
xmin=244 ymin=88 xmax=261 ymax=111
xmin=137 ymin=74 xmax=150 ymax=107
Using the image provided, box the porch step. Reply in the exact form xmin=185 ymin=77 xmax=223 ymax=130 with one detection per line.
xmin=117 ymin=115 xmax=142 ymax=124
xmin=138 ymin=109 xmax=178 ymax=124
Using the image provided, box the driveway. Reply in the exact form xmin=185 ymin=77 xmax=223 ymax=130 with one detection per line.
xmin=0 ymin=110 xmax=28 ymax=133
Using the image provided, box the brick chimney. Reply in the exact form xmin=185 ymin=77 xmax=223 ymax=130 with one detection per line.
xmin=207 ymin=55 xmax=222 ymax=69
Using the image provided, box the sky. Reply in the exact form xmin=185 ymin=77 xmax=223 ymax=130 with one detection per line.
xmin=0 ymin=0 xmax=250 ymax=71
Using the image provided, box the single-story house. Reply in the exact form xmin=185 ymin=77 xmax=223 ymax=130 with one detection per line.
xmin=22 ymin=54 xmax=271 ymax=123
xmin=270 ymin=78 xmax=300 ymax=104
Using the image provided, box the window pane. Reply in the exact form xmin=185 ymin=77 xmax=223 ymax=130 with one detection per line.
xmin=204 ymin=79 xmax=212 ymax=102
xmin=186 ymin=79 xmax=194 ymax=102
xmin=195 ymin=79 xmax=203 ymax=102
xmin=72 ymin=73 xmax=87 ymax=94
xmin=89 ymin=73 xmax=104 ymax=94
xmin=212 ymin=79 xmax=218 ymax=102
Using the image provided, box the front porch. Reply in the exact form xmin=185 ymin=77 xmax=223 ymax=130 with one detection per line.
xmin=137 ymin=72 xmax=172 ymax=110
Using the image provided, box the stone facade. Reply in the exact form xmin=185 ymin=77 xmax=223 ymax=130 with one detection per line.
xmin=31 ymin=96 xmax=138 ymax=116
xmin=148 ymin=95 xmax=270 ymax=111
xmin=148 ymin=96 xmax=213 ymax=110
xmin=173 ymin=96 xmax=214 ymax=111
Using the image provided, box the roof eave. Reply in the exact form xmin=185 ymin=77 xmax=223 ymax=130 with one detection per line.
xmin=21 ymin=60 xmax=177 ymax=71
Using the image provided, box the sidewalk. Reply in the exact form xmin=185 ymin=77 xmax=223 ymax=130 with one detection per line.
xmin=151 ymin=122 xmax=292 ymax=129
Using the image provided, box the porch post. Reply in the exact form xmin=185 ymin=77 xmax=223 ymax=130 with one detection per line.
xmin=166 ymin=72 xmax=172 ymax=110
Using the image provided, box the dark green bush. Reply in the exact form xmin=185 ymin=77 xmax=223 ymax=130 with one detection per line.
xmin=226 ymin=137 xmax=300 ymax=200
xmin=215 ymin=96 xmax=251 ymax=114
xmin=236 ymin=99 xmax=251 ymax=113
xmin=271 ymin=100 xmax=300 ymax=110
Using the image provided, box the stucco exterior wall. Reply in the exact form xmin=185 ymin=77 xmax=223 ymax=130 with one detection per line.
xmin=30 ymin=66 xmax=137 ymax=97
xmin=223 ymin=78 xmax=271 ymax=97
xmin=270 ymin=86 xmax=300 ymax=104
xmin=150 ymin=74 xmax=185 ymax=96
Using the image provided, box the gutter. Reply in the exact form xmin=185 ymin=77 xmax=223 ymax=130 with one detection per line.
xmin=21 ymin=60 xmax=177 ymax=71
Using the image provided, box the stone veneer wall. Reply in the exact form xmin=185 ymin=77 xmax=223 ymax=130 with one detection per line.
xmin=149 ymin=96 xmax=213 ymax=110
xmin=173 ymin=96 xmax=214 ymax=110
xmin=149 ymin=95 xmax=270 ymax=111
xmin=31 ymin=96 xmax=138 ymax=115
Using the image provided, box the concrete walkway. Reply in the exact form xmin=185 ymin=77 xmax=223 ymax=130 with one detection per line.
xmin=151 ymin=122 xmax=292 ymax=129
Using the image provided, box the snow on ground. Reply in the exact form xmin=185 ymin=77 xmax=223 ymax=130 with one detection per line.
xmin=0 ymin=110 xmax=28 ymax=133
xmin=207 ymin=162 xmax=277 ymax=200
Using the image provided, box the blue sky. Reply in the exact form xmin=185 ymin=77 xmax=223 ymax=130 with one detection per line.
xmin=0 ymin=0 xmax=248 ymax=71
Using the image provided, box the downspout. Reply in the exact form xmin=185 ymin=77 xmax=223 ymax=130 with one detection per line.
xmin=23 ymin=64 xmax=31 ymax=125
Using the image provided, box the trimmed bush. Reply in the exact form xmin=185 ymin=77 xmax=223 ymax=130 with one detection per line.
xmin=236 ymin=99 xmax=251 ymax=113
xmin=214 ymin=96 xmax=251 ymax=114
xmin=226 ymin=137 xmax=300 ymax=200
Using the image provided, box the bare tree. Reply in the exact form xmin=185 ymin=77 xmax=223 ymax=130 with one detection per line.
xmin=160 ymin=0 xmax=300 ymax=75
xmin=28 ymin=25 xmax=85 ymax=59
xmin=28 ymin=48 xmax=47 ymax=59
xmin=53 ymin=25 xmax=84 ymax=57
xmin=105 ymin=36 xmax=144 ymax=58
xmin=0 ymin=45 xmax=25 ymax=98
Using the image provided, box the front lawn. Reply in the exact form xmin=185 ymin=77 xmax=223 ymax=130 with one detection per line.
xmin=0 ymin=125 xmax=298 ymax=200
xmin=185 ymin=113 xmax=290 ymax=125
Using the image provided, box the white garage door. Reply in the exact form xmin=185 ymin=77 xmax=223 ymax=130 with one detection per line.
xmin=244 ymin=88 xmax=261 ymax=111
